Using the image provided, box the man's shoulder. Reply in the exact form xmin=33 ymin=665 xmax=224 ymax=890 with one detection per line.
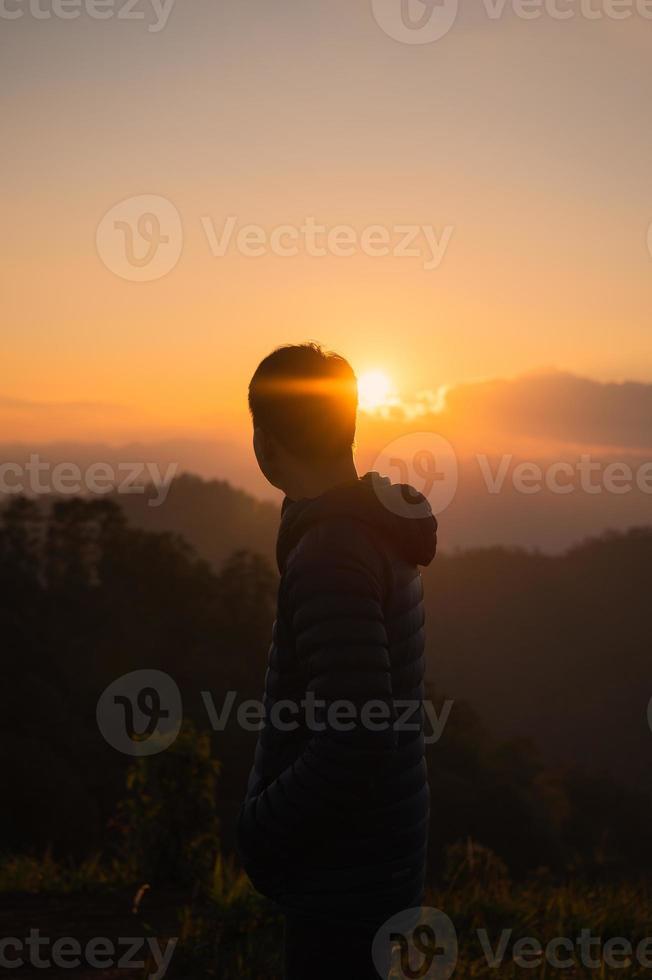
xmin=284 ymin=515 xmax=388 ymax=581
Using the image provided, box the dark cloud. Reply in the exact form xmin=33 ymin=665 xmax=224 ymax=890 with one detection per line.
xmin=440 ymin=370 xmax=652 ymax=450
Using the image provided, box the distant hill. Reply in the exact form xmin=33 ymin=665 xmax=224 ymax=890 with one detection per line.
xmin=112 ymin=473 xmax=279 ymax=570
xmin=2 ymin=439 xmax=651 ymax=551
xmin=423 ymin=528 xmax=652 ymax=791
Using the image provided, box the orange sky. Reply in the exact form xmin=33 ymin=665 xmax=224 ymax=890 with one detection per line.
xmin=2 ymin=3 xmax=652 ymax=446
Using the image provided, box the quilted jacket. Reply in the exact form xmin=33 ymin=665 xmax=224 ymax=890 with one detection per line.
xmin=237 ymin=472 xmax=437 ymax=922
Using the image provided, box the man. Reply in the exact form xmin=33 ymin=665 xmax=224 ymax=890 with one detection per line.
xmin=237 ymin=343 xmax=437 ymax=979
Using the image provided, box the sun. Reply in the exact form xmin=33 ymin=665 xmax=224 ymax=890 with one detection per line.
xmin=358 ymin=370 xmax=395 ymax=412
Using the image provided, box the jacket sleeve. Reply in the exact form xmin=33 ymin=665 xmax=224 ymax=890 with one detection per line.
xmin=241 ymin=520 xmax=397 ymax=852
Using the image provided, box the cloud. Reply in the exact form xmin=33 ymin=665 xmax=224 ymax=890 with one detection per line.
xmin=401 ymin=370 xmax=652 ymax=452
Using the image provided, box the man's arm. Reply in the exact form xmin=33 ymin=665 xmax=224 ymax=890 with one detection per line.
xmin=240 ymin=520 xmax=397 ymax=850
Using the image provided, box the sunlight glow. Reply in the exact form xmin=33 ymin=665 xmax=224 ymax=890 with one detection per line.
xmin=358 ymin=370 xmax=395 ymax=412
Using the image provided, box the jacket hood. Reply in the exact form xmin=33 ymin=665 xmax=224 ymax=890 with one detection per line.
xmin=276 ymin=472 xmax=438 ymax=573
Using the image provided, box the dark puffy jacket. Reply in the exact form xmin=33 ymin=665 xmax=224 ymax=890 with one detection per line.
xmin=237 ymin=472 xmax=437 ymax=923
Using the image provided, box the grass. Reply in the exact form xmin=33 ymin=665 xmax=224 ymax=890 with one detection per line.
xmin=2 ymin=852 xmax=652 ymax=978
xmin=173 ymin=874 xmax=652 ymax=978
xmin=0 ymin=851 xmax=130 ymax=895
xmin=170 ymin=865 xmax=652 ymax=980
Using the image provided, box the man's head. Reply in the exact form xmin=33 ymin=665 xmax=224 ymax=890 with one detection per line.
xmin=249 ymin=343 xmax=358 ymax=496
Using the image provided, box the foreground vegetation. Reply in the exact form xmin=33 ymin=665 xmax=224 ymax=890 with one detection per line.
xmin=2 ymin=850 xmax=652 ymax=978
xmin=2 ymin=738 xmax=650 ymax=980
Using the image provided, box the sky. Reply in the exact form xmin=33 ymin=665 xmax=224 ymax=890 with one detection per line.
xmin=2 ymin=0 xmax=652 ymax=447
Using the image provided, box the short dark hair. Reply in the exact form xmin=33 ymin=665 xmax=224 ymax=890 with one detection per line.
xmin=248 ymin=343 xmax=358 ymax=459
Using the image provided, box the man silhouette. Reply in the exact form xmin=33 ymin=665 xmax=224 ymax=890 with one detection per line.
xmin=237 ymin=344 xmax=437 ymax=979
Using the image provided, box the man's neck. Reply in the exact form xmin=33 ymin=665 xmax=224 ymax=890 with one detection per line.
xmin=287 ymin=454 xmax=358 ymax=502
